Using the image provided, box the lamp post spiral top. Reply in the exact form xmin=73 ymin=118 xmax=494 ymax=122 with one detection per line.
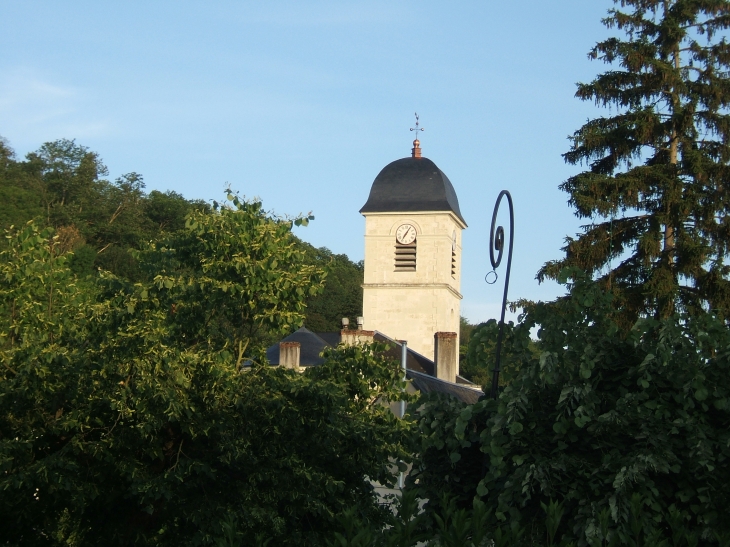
xmin=486 ymin=190 xmax=514 ymax=400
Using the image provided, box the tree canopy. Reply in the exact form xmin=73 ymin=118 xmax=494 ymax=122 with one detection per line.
xmin=409 ymin=269 xmax=730 ymax=545
xmin=0 ymin=137 xmax=211 ymax=280
xmin=0 ymin=200 xmax=408 ymax=546
xmin=299 ymin=242 xmax=364 ymax=332
xmin=0 ymin=136 xmax=364 ymax=330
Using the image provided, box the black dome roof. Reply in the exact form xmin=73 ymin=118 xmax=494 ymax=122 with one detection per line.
xmin=359 ymin=156 xmax=466 ymax=226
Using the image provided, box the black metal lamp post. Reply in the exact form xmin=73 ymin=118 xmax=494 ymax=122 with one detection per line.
xmin=485 ymin=190 xmax=514 ymax=400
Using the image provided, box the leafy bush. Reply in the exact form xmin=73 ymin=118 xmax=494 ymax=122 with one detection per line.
xmin=408 ymin=269 xmax=730 ymax=545
xmin=460 ymin=318 xmax=538 ymax=389
xmin=0 ymin=203 xmax=410 ymax=546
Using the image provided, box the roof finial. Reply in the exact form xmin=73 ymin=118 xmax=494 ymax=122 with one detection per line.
xmin=410 ymin=112 xmax=424 ymax=158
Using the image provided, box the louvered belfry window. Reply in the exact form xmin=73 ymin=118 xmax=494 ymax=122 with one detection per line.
xmin=451 ymin=248 xmax=456 ymax=278
xmin=394 ymin=240 xmax=417 ymax=271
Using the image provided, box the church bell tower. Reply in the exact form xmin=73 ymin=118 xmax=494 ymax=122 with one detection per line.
xmin=360 ymin=136 xmax=467 ymax=361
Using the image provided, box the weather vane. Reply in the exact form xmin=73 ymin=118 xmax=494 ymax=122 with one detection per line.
xmin=410 ymin=112 xmax=424 ymax=137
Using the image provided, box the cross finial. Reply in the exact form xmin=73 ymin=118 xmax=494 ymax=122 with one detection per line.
xmin=410 ymin=112 xmax=424 ymax=158
xmin=410 ymin=112 xmax=424 ymax=136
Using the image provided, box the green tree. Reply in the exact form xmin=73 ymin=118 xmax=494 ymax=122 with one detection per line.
xmin=135 ymin=193 xmax=326 ymax=362
xmin=408 ymin=269 xmax=730 ymax=544
xmin=144 ymin=189 xmax=209 ymax=233
xmin=298 ymin=242 xmax=364 ymax=332
xmin=539 ymin=1 xmax=730 ymax=326
xmin=0 ymin=199 xmax=410 ymax=546
xmin=458 ymin=316 xmax=476 ymax=368
xmin=0 ymin=137 xmax=363 ymax=323
xmin=0 ymin=137 xmax=44 ymax=231
xmin=460 ymin=319 xmax=536 ymax=389
xmin=24 ymin=138 xmax=108 ymax=228
xmin=0 ymin=137 xmax=214 ymax=281
xmin=9 ymin=138 xmax=151 ymax=279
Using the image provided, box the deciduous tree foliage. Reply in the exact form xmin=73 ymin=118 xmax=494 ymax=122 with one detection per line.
xmin=0 ymin=138 xmax=45 ymax=231
xmin=408 ymin=269 xmax=730 ymax=545
xmin=460 ymin=319 xmax=538 ymax=390
xmin=298 ymin=242 xmax=364 ymax=332
xmin=0 ymin=137 xmax=210 ymax=280
xmin=134 ymin=193 xmax=326 ymax=362
xmin=0 ymin=200 xmax=411 ymax=546
xmin=0 ymin=136 xmax=365 ymax=327
xmin=539 ymin=0 xmax=730 ymax=326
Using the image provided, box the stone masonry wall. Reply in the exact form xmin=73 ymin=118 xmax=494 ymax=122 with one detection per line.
xmin=362 ymin=211 xmax=464 ymax=361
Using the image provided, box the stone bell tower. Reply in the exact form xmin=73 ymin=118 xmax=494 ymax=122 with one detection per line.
xmin=359 ymin=137 xmax=467 ymax=360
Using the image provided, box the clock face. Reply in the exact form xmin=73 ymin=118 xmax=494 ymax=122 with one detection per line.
xmin=396 ymin=224 xmax=417 ymax=245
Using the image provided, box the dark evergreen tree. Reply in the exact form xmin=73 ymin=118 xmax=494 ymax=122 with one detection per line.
xmin=539 ymin=0 xmax=730 ymax=325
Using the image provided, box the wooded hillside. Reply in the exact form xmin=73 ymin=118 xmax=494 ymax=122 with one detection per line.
xmin=0 ymin=136 xmax=363 ymax=334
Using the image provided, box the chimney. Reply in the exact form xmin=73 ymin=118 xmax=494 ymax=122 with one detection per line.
xmin=434 ymin=332 xmax=457 ymax=383
xmin=279 ymin=341 xmax=301 ymax=369
xmin=340 ymin=329 xmax=375 ymax=346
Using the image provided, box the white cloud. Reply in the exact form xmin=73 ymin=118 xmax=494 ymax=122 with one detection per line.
xmin=0 ymin=69 xmax=74 ymax=114
xmin=0 ymin=68 xmax=110 ymax=146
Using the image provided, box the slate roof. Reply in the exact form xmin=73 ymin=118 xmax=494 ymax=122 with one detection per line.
xmin=372 ymin=331 xmax=483 ymax=404
xmin=359 ymin=156 xmax=467 ymax=226
xmin=406 ymin=369 xmax=484 ymax=405
xmin=265 ymin=327 xmax=330 ymax=366
xmin=314 ymin=332 xmax=340 ymax=347
xmin=373 ymin=332 xmax=434 ymax=375
xmin=266 ymin=327 xmax=484 ymax=404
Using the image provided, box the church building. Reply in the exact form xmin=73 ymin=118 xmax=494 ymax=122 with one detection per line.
xmin=267 ymin=134 xmax=481 ymax=403
xmin=360 ymin=137 xmax=466 ymax=362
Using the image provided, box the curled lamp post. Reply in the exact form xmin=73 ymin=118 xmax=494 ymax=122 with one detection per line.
xmin=485 ymin=190 xmax=514 ymax=400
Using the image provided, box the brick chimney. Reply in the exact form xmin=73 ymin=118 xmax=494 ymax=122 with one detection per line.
xmin=279 ymin=341 xmax=301 ymax=369
xmin=340 ymin=330 xmax=375 ymax=346
xmin=434 ymin=332 xmax=457 ymax=383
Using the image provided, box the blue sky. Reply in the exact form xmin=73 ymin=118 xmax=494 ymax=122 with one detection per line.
xmin=1 ymin=1 xmax=616 ymax=323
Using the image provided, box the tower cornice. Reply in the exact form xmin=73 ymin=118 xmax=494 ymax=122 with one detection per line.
xmin=361 ymin=210 xmax=467 ymax=230
xmin=361 ymin=283 xmax=463 ymax=300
